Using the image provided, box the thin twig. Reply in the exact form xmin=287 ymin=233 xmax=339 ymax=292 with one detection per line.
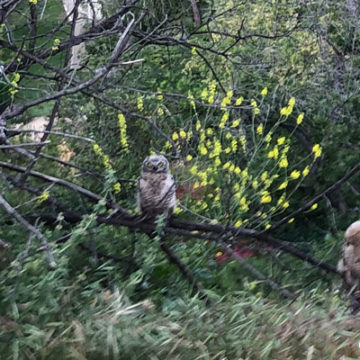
xmin=268 ymin=160 xmax=360 ymax=232
xmin=160 ymin=238 xmax=210 ymax=304
xmin=0 ymin=141 xmax=50 ymax=149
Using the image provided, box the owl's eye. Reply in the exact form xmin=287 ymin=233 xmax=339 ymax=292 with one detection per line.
xmin=158 ymin=162 xmax=164 ymax=168
xmin=146 ymin=162 xmax=152 ymax=168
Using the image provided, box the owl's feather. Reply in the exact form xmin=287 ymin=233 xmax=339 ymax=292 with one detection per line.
xmin=138 ymin=171 xmax=176 ymax=219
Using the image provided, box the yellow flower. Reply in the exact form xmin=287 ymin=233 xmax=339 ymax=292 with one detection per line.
xmin=208 ymin=95 xmax=215 ymax=104
xmin=51 ymin=38 xmax=60 ymax=51
xmin=223 ymin=162 xmax=230 ymax=170
xmin=279 ymin=157 xmax=288 ymax=168
xmin=172 ymin=132 xmax=179 ymax=141
xmin=196 ymin=121 xmax=201 ymax=131
xmin=226 ymin=90 xmax=233 ymax=98
xmin=282 ymin=201 xmax=289 ymax=208
xmin=206 ymin=128 xmax=213 ymax=135
xmin=174 ymin=207 xmax=182 ymax=215
xmin=215 ymin=251 xmax=223 ymax=257
xmin=310 ymin=203 xmax=318 ymax=210
xmin=219 ymin=111 xmax=229 ymax=128
xmin=288 ymin=97 xmax=296 ymax=107
xmin=302 ymin=166 xmax=310 ymax=177
xmin=296 ymin=113 xmax=304 ymax=125
xmin=278 ymin=181 xmax=288 ymax=190
xmin=277 ymin=137 xmax=286 ymax=145
xmin=240 ymin=197 xmax=249 ymax=212
xmin=231 ymin=119 xmax=240 ymax=127
xmin=234 ymin=166 xmax=241 ymax=174
xmin=268 ymin=146 xmax=279 ymax=159
xmin=186 ymin=154 xmax=192 ymax=161
xmin=235 ymin=96 xmax=244 ymax=106
xmin=157 ymin=89 xmax=163 ymax=101
xmin=235 ymin=219 xmax=243 ymax=227
xmin=29 ymin=0 xmax=38 ymax=4
xmin=290 ymin=170 xmax=300 ymax=179
xmin=288 ymin=218 xmax=294 ymax=224
xmin=261 ymin=171 xmax=268 ymax=181
xmin=265 ymin=133 xmax=272 ymax=143
xmin=225 ymin=133 xmax=232 ymax=140
xmin=256 ymin=124 xmax=263 ymax=135
xmin=281 ymin=105 xmax=293 ymax=116
xmin=13 ymin=73 xmax=20 ymax=82
xmin=261 ymin=87 xmax=268 ymax=97
xmin=280 ymin=107 xmax=289 ymax=116
xmin=157 ymin=107 xmax=164 ymax=116
xmin=252 ymin=180 xmax=258 ymax=189
xmin=312 ymin=144 xmax=322 ymax=158
xmin=93 ymin=143 xmax=102 ymax=155
xmin=190 ymin=165 xmax=198 ymax=175
xmin=253 ymin=108 xmax=260 ymax=115
xmin=113 ymin=182 xmax=121 ymax=194
xmin=137 ymin=96 xmax=144 ymax=112
xmin=200 ymin=147 xmax=208 ymax=155
xmin=261 ymin=193 xmax=272 ymax=204
xmin=118 ymin=113 xmax=129 ymax=152
xmin=249 ymin=281 xmax=257 ymax=291
xmin=37 ymin=191 xmax=50 ymax=204
xmin=179 ymin=130 xmax=187 ymax=138
xmin=200 ymin=88 xmax=208 ymax=101
xmin=221 ymin=96 xmax=231 ymax=108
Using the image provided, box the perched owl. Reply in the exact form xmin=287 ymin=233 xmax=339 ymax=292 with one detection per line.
xmin=338 ymin=221 xmax=360 ymax=289
xmin=138 ymin=155 xmax=176 ymax=219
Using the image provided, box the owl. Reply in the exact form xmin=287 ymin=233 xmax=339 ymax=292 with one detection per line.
xmin=138 ymin=155 xmax=176 ymax=219
xmin=338 ymin=221 xmax=360 ymax=289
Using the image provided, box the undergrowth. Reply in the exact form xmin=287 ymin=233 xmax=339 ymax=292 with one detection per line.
xmin=1 ymin=288 xmax=360 ymax=360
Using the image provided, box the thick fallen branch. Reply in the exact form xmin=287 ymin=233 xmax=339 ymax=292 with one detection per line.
xmin=0 ymin=158 xmax=338 ymax=275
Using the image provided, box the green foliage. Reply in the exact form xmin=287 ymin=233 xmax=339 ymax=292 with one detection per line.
xmin=1 ymin=287 xmax=360 ymax=359
xmin=2 ymin=0 xmax=360 ymax=358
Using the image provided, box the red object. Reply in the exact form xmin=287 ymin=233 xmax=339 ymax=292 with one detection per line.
xmin=215 ymin=245 xmax=257 ymax=264
xmin=176 ymin=182 xmax=203 ymax=201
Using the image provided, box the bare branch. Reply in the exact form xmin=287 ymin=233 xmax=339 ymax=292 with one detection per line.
xmin=268 ymin=160 xmax=360 ymax=232
xmin=0 ymin=194 xmax=56 ymax=268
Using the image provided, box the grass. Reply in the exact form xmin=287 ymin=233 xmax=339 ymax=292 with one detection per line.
xmin=1 ymin=288 xmax=360 ymax=360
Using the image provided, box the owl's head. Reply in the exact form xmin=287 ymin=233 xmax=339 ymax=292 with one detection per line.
xmin=142 ymin=155 xmax=170 ymax=173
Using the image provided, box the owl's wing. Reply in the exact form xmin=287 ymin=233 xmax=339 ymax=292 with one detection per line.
xmin=154 ymin=174 xmax=176 ymax=208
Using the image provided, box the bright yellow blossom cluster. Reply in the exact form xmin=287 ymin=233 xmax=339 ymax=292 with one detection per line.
xmin=137 ymin=96 xmax=144 ymax=112
xmin=9 ymin=73 xmax=20 ymax=98
xmin=169 ymin=90 xmax=321 ymax=231
xmin=312 ymin=144 xmax=322 ymax=158
xmin=29 ymin=0 xmax=37 ymax=4
xmin=113 ymin=182 xmax=121 ymax=194
xmin=118 ymin=113 xmax=129 ymax=152
xmin=52 ymin=38 xmax=60 ymax=51
xmin=280 ymin=97 xmax=295 ymax=117
xmin=208 ymin=81 xmax=216 ymax=104
xmin=251 ymin=99 xmax=260 ymax=115
xmin=93 ymin=143 xmax=112 ymax=170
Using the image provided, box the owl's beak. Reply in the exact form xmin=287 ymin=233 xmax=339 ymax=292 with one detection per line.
xmin=153 ymin=165 xmax=158 ymax=171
